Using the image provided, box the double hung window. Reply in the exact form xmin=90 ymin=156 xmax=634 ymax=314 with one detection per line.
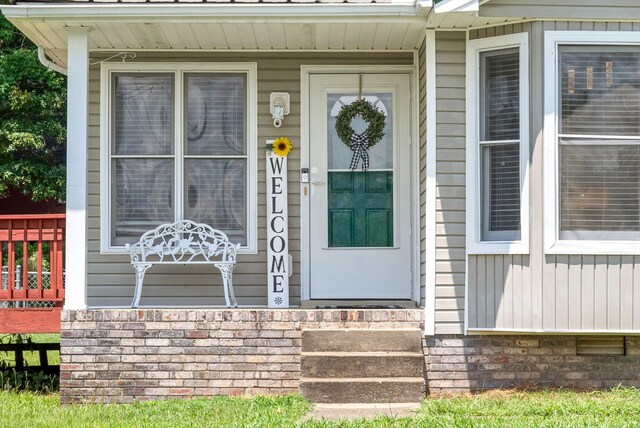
xmin=545 ymin=32 xmax=640 ymax=253
xmin=101 ymin=63 xmax=257 ymax=252
xmin=467 ymin=33 xmax=529 ymax=254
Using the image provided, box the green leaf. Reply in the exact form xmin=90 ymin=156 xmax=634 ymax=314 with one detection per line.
xmin=0 ymin=12 xmax=67 ymax=202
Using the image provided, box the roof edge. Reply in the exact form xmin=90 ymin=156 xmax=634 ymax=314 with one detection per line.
xmin=1 ymin=2 xmax=426 ymax=22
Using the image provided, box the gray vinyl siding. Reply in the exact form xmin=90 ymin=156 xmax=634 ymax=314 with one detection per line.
xmin=468 ymin=22 xmax=640 ymax=332
xmin=435 ymin=31 xmax=466 ymax=334
xmin=419 ymin=37 xmax=427 ymax=308
xmin=469 ymin=255 xmax=640 ymax=331
xmin=86 ymin=51 xmax=414 ymax=307
xmin=480 ymin=0 xmax=640 ymax=21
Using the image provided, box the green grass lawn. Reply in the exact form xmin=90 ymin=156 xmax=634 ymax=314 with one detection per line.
xmin=0 ymin=334 xmax=60 ymax=368
xmin=1 ymin=388 xmax=639 ymax=428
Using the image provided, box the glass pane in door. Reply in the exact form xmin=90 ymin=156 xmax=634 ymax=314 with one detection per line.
xmin=327 ymin=94 xmax=394 ymax=248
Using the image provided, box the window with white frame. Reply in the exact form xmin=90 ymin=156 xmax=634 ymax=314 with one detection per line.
xmin=467 ymin=33 xmax=529 ymax=254
xmin=101 ymin=63 xmax=257 ymax=252
xmin=545 ymin=32 xmax=640 ymax=254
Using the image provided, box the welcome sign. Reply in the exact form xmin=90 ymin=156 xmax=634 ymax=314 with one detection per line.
xmin=266 ymin=142 xmax=289 ymax=308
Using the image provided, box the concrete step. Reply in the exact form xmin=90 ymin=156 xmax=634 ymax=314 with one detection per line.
xmin=304 ymin=403 xmax=421 ymax=420
xmin=299 ymin=378 xmax=425 ymax=403
xmin=299 ymin=328 xmax=426 ymax=403
xmin=301 ymin=352 xmax=425 ymax=378
xmin=301 ymin=329 xmax=423 ymax=353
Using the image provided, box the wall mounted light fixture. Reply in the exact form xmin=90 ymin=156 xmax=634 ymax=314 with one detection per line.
xmin=270 ymin=92 xmax=290 ymax=128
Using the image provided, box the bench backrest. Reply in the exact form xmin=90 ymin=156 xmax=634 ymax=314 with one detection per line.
xmin=127 ymin=220 xmax=239 ymax=264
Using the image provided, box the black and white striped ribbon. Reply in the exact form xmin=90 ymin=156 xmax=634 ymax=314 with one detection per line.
xmin=349 ymin=133 xmax=370 ymax=172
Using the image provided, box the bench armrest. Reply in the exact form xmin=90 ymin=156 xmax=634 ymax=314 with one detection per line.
xmin=126 ymin=242 xmax=144 ymax=264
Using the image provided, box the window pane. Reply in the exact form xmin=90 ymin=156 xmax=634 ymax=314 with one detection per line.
xmin=113 ymin=159 xmax=174 ymax=244
xmin=482 ymin=143 xmax=520 ymax=241
xmin=560 ymin=48 xmax=640 ymax=136
xmin=113 ymin=74 xmax=174 ymax=156
xmin=185 ymin=74 xmax=246 ymax=156
xmin=480 ymin=50 xmax=520 ymax=141
xmin=327 ymin=94 xmax=393 ymax=170
xmin=184 ymin=159 xmax=246 ymax=245
xmin=560 ymin=143 xmax=640 ymax=239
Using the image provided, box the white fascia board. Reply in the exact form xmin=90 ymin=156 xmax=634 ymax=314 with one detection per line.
xmin=0 ymin=3 xmax=420 ymax=22
xmin=414 ymin=0 xmax=434 ymax=15
xmin=434 ymin=0 xmax=478 ymax=13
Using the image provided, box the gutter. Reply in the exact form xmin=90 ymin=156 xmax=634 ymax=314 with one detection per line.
xmin=0 ymin=3 xmax=423 ymax=22
xmin=38 ymin=47 xmax=67 ymax=76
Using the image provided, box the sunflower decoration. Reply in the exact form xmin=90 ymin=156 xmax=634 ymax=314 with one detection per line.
xmin=271 ymin=137 xmax=292 ymax=157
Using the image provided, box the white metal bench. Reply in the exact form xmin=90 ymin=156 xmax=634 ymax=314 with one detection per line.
xmin=125 ymin=220 xmax=240 ymax=308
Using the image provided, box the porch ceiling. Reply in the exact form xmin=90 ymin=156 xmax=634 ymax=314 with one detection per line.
xmin=3 ymin=3 xmax=520 ymax=68
xmin=15 ymin=19 xmax=429 ymax=67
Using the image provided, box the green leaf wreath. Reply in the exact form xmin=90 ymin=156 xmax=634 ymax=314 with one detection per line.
xmin=335 ymin=98 xmax=386 ymax=149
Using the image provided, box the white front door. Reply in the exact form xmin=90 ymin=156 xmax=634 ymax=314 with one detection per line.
xmin=308 ymin=73 xmax=413 ymax=299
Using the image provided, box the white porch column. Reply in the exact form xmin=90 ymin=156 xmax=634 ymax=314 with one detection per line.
xmin=424 ymin=29 xmax=437 ymax=336
xmin=64 ymin=27 xmax=90 ymax=310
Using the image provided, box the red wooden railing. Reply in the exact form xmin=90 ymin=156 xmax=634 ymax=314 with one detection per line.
xmin=0 ymin=214 xmax=65 ymax=333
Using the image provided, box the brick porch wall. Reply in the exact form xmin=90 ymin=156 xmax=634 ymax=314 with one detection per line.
xmin=60 ymin=309 xmax=424 ymax=403
xmin=60 ymin=309 xmax=640 ymax=403
xmin=425 ymin=336 xmax=640 ymax=393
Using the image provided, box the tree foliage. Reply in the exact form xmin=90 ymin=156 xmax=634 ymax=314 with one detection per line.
xmin=0 ymin=8 xmax=66 ymax=202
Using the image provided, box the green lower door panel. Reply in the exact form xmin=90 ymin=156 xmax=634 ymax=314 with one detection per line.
xmin=328 ymin=171 xmax=393 ymax=248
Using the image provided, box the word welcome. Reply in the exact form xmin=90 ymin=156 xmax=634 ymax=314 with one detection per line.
xmin=266 ymin=148 xmax=289 ymax=308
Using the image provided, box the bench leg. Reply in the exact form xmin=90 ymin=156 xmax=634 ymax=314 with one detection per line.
xmin=227 ymin=271 xmax=238 ymax=308
xmin=131 ymin=263 xmax=152 ymax=308
xmin=215 ymin=263 xmax=238 ymax=308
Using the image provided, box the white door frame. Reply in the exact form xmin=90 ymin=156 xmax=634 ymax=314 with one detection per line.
xmin=300 ymin=64 xmax=420 ymax=303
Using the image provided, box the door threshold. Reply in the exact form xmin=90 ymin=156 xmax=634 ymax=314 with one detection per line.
xmin=300 ymin=300 xmax=418 ymax=309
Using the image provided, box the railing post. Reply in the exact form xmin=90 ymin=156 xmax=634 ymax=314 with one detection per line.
xmin=15 ymin=265 xmax=22 ymax=291
xmin=15 ymin=265 xmax=23 ymax=308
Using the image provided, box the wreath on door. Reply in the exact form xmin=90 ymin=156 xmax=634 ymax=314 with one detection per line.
xmin=335 ymin=98 xmax=386 ymax=171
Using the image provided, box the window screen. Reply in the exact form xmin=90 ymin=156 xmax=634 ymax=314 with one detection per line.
xmin=112 ymin=74 xmax=175 ymax=245
xmin=110 ymin=72 xmax=249 ymax=247
xmin=482 ymin=144 xmax=521 ymax=236
xmin=185 ymin=74 xmax=246 ymax=156
xmin=481 ymin=50 xmax=520 ymax=141
xmin=184 ymin=74 xmax=247 ymax=244
xmin=479 ymin=49 xmax=521 ymax=241
xmin=559 ymin=47 xmax=640 ymax=240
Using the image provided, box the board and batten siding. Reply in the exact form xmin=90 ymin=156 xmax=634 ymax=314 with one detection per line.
xmin=434 ymin=31 xmax=466 ymax=334
xmin=467 ymin=22 xmax=640 ymax=332
xmin=86 ymin=52 xmax=414 ymax=307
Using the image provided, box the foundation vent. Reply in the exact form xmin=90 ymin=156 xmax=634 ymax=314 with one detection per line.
xmin=577 ymin=336 xmax=626 ymax=356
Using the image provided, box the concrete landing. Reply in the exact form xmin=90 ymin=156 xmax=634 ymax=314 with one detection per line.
xmin=304 ymin=403 xmax=421 ymax=421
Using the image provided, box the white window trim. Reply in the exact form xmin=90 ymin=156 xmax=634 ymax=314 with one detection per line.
xmin=100 ymin=62 xmax=258 ymax=254
xmin=466 ymin=33 xmax=530 ymax=255
xmin=544 ymin=31 xmax=640 ymax=255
